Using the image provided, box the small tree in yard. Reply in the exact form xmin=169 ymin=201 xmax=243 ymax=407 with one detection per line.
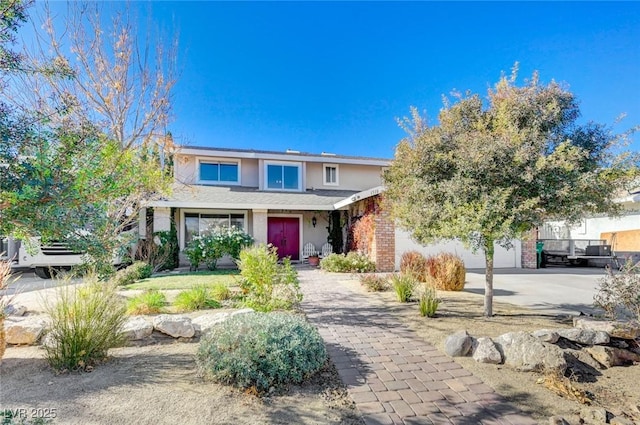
xmin=384 ymin=66 xmax=639 ymax=317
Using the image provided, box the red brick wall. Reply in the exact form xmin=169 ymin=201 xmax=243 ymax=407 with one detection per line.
xmin=521 ymin=228 xmax=538 ymax=269
xmin=372 ymin=207 xmax=395 ymax=272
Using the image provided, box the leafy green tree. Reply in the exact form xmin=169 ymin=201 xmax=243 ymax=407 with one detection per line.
xmin=384 ymin=68 xmax=639 ymax=316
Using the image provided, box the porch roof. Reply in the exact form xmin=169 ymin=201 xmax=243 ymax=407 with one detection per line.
xmin=148 ymin=184 xmax=359 ymax=211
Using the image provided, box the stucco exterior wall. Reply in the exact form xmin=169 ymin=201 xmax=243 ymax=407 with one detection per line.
xmin=305 ymin=163 xmax=384 ymax=191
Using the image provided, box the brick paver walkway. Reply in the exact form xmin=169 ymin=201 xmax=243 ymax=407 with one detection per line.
xmin=298 ymin=269 xmax=538 ymax=425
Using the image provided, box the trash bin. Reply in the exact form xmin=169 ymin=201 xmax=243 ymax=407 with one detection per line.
xmin=536 ymin=241 xmax=545 ymax=268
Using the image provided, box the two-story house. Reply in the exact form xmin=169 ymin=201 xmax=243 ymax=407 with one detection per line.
xmin=147 ymin=146 xmax=390 ymax=263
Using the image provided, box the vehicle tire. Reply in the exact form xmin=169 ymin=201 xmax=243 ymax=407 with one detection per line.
xmin=34 ymin=266 xmax=53 ymax=279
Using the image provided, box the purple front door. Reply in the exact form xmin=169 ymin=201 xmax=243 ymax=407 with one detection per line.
xmin=267 ymin=217 xmax=300 ymax=260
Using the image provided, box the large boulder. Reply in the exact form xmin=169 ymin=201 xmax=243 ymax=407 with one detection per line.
xmin=573 ymin=317 xmax=640 ymax=340
xmin=5 ymin=317 xmax=48 ymax=345
xmin=122 ymin=316 xmax=154 ymax=340
xmin=556 ymin=328 xmax=610 ymax=346
xmin=152 ymin=315 xmax=195 ymax=338
xmin=444 ymin=330 xmax=473 ymax=357
xmin=585 ymin=346 xmax=640 ymax=368
xmin=532 ymin=329 xmax=560 ymax=343
xmin=4 ymin=304 xmax=27 ymax=317
xmin=494 ymin=331 xmax=567 ymax=373
xmin=472 ymin=337 xmax=502 ymax=364
xmin=192 ymin=308 xmax=254 ymax=337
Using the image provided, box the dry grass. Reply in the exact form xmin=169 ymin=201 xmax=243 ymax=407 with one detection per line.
xmin=426 ymin=253 xmax=466 ymax=291
xmin=539 ymin=371 xmax=592 ymax=405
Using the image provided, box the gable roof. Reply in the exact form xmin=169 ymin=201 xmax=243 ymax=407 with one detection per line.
xmin=148 ymin=184 xmax=358 ymax=211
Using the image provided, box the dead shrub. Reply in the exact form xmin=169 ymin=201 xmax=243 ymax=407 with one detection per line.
xmin=400 ymin=251 xmax=428 ymax=281
xmin=539 ymin=371 xmax=591 ymax=405
xmin=425 ymin=253 xmax=466 ymax=291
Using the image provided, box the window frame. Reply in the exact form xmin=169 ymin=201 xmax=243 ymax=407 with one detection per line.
xmin=196 ymin=157 xmax=241 ymax=185
xmin=323 ymin=163 xmax=339 ymax=186
xmin=264 ymin=160 xmax=302 ymax=191
xmin=182 ymin=210 xmax=248 ymax=247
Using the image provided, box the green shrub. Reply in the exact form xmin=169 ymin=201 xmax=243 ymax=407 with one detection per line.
xmin=184 ymin=227 xmax=254 ymax=271
xmin=174 ymin=285 xmax=221 ymax=311
xmin=391 ymin=273 xmax=415 ymax=302
xmin=196 ymin=312 xmax=326 ymax=393
xmin=320 ymin=252 xmax=376 ymax=273
xmin=113 ymin=261 xmax=152 ymax=286
xmin=210 ymin=282 xmax=232 ymax=301
xmin=400 ymin=251 xmax=428 ymax=281
xmin=44 ymin=278 xmax=127 ymax=371
xmin=359 ymin=274 xmax=389 ymax=292
xmin=238 ymin=244 xmax=301 ymax=312
xmin=127 ymin=289 xmax=167 ymax=315
xmin=594 ymin=260 xmax=640 ymax=320
xmin=418 ymin=285 xmax=440 ymax=317
xmin=425 ymin=253 xmax=466 ymax=291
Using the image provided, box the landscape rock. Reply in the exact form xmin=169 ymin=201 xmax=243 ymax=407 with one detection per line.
xmin=192 ymin=308 xmax=254 ymax=337
xmin=494 ymin=331 xmax=567 ymax=373
xmin=556 ymin=328 xmax=610 ymax=345
xmin=4 ymin=304 xmax=27 ymax=317
xmin=122 ymin=316 xmax=154 ymax=340
xmin=573 ymin=317 xmax=640 ymax=340
xmin=580 ymin=407 xmax=609 ymax=424
xmin=444 ymin=330 xmax=473 ymax=357
xmin=585 ymin=346 xmax=640 ymax=368
xmin=152 ymin=315 xmax=195 ymax=338
xmin=610 ymin=416 xmax=635 ymax=425
xmin=5 ymin=317 xmax=48 ymax=345
xmin=548 ymin=416 xmax=570 ymax=425
xmin=532 ymin=329 xmax=560 ymax=343
xmin=472 ymin=337 xmax=502 ymax=364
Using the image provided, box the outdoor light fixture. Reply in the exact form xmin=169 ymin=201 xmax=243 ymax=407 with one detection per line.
xmin=312 ymin=216 xmax=317 ymax=227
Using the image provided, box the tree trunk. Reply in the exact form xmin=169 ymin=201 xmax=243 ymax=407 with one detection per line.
xmin=484 ymin=240 xmax=495 ymax=317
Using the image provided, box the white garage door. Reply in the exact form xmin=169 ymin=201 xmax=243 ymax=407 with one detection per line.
xmin=394 ymin=229 xmax=522 ymax=270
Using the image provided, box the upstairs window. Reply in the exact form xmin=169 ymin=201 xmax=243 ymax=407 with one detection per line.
xmin=323 ymin=164 xmax=339 ymax=186
xmin=266 ymin=162 xmax=301 ymax=190
xmin=198 ymin=160 xmax=239 ymax=184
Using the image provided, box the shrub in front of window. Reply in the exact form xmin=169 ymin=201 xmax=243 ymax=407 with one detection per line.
xmin=184 ymin=227 xmax=254 ymax=271
xmin=196 ymin=312 xmax=326 ymax=393
xmin=237 ymin=244 xmax=301 ymax=312
xmin=320 ymin=252 xmax=376 ymax=273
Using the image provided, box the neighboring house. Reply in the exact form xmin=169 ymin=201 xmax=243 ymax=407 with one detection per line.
xmin=147 ymin=145 xmax=525 ymax=271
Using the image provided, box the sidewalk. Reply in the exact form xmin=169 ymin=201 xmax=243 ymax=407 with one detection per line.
xmin=298 ymin=269 xmax=538 ymax=425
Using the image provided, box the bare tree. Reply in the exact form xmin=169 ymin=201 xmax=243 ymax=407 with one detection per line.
xmin=20 ymin=1 xmax=178 ymax=150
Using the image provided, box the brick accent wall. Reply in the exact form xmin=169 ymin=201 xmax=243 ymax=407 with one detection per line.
xmin=371 ymin=207 xmax=395 ymax=272
xmin=521 ymin=228 xmax=538 ymax=269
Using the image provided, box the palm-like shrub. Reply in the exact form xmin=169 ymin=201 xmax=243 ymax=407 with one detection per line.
xmin=196 ymin=312 xmax=326 ymax=393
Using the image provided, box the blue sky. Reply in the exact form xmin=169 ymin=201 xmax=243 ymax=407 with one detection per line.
xmin=33 ymin=1 xmax=640 ymax=158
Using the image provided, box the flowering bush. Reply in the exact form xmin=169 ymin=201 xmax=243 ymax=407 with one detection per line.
xmin=184 ymin=227 xmax=253 ymax=270
xmin=320 ymin=252 xmax=376 ymax=273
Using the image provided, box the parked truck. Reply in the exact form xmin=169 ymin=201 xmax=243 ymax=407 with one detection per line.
xmin=1 ymin=236 xmax=123 ymax=278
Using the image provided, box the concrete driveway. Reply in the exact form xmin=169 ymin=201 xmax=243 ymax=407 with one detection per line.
xmin=464 ymin=266 xmax=605 ymax=315
xmin=464 ymin=266 xmax=606 ymax=316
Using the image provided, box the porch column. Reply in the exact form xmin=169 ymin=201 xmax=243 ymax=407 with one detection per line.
xmin=153 ymin=207 xmax=171 ymax=232
xmin=252 ymin=209 xmax=268 ymax=245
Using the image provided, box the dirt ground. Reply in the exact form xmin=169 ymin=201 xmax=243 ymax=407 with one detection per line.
xmin=2 ymin=276 xmax=639 ymax=425
xmin=1 ymin=341 xmax=363 ymax=425
xmin=338 ymin=277 xmax=640 ymax=423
